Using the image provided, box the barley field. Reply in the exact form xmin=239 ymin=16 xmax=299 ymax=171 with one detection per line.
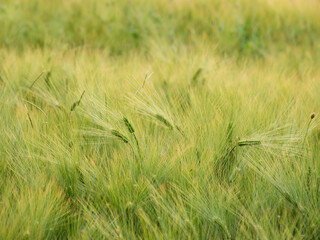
xmin=1 ymin=0 xmax=320 ymax=239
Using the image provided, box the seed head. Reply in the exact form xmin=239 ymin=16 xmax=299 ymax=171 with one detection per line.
xmin=123 ymin=117 xmax=135 ymax=133
xmin=154 ymin=114 xmax=173 ymax=129
xmin=310 ymin=113 xmax=316 ymax=119
xmin=111 ymin=129 xmax=129 ymax=143
xmin=238 ymin=140 xmax=261 ymax=147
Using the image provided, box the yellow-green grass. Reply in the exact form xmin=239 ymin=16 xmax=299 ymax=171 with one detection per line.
xmin=0 ymin=0 xmax=320 ymax=239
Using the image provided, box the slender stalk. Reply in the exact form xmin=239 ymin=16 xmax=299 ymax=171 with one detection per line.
xmin=303 ymin=113 xmax=315 ymax=143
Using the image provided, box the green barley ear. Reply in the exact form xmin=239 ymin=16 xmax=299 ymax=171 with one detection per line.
xmin=238 ymin=140 xmax=261 ymax=147
xmin=310 ymin=113 xmax=316 ymax=119
xmin=70 ymin=90 xmax=85 ymax=112
xmin=123 ymin=117 xmax=135 ymax=133
xmin=191 ymin=68 xmax=203 ymax=86
xmin=44 ymin=71 xmax=52 ymax=89
xmin=123 ymin=116 xmax=142 ymax=159
xmin=154 ymin=114 xmax=174 ymax=129
xmin=111 ymin=129 xmax=129 ymax=143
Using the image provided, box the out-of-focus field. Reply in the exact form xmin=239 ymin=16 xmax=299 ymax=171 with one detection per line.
xmin=0 ymin=0 xmax=320 ymax=239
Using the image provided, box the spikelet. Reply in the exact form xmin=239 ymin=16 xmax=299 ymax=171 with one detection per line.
xmin=123 ymin=117 xmax=135 ymax=133
xmin=154 ymin=114 xmax=174 ymax=129
xmin=310 ymin=113 xmax=316 ymax=119
xmin=111 ymin=130 xmax=129 ymax=143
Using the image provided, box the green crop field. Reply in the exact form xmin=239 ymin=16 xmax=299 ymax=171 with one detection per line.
xmin=1 ymin=0 xmax=320 ymax=239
